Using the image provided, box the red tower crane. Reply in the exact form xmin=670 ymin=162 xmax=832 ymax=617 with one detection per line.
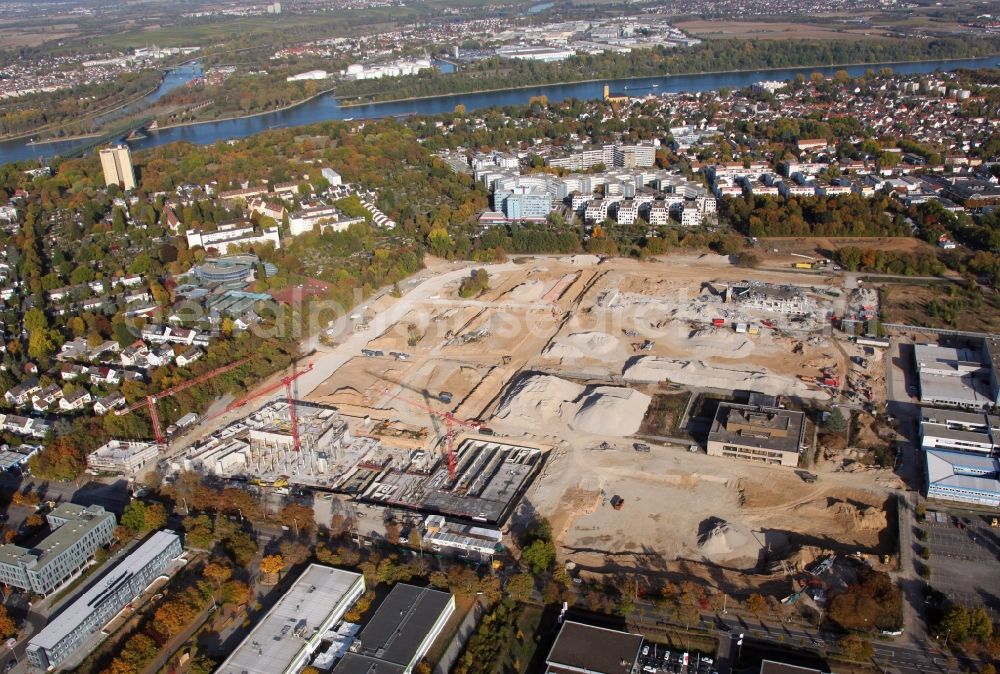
xmin=383 ymin=388 xmax=480 ymax=482
xmin=215 ymin=363 xmax=314 ymax=452
xmin=116 ymin=357 xmax=252 ymax=445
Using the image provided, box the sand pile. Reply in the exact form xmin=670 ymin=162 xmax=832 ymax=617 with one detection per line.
xmin=623 ymin=356 xmax=824 ymax=399
xmin=544 ymin=332 xmax=622 ymax=361
xmin=573 ymin=386 xmax=651 ymax=435
xmin=496 ymin=374 xmax=651 ymax=436
xmin=495 ymin=375 xmax=582 ymax=428
xmin=834 ymin=503 xmax=887 ymax=531
xmin=697 ymin=520 xmax=751 ymax=558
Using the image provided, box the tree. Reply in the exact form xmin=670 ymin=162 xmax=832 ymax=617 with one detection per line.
xmin=260 ymin=554 xmax=286 ymax=575
xmin=827 ymin=567 xmax=901 ymax=632
xmin=202 ymin=560 xmax=232 ymax=587
xmin=747 ymin=593 xmax=767 ymax=614
xmin=0 ymin=604 xmax=16 ymax=639
xmin=121 ymin=501 xmax=148 ymax=535
xmin=521 ymin=539 xmax=555 ymax=575
xmin=221 ymin=580 xmax=251 ymax=606
xmin=824 ymin=408 xmax=848 ymax=433
xmin=507 ymin=573 xmax=534 ymax=601
xmin=428 ymin=228 xmax=454 ymax=258
xmin=145 ymin=502 xmax=167 ymax=530
xmin=224 ymin=530 xmax=258 ymax=566
xmin=839 ymin=634 xmax=873 ymax=661
xmin=277 ymin=503 xmax=314 ymax=536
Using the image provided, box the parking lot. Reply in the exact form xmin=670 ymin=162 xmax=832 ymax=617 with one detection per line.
xmin=637 ymin=646 xmax=716 ymax=674
xmin=925 ymin=509 xmax=1000 ymax=619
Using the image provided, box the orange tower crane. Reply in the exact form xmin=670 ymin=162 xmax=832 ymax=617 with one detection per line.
xmin=383 ymin=388 xmax=480 ymax=482
xmin=216 ymin=363 xmax=315 ymax=452
xmin=115 ymin=357 xmax=252 ymax=445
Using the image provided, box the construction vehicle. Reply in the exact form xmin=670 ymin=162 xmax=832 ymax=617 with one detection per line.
xmin=116 ymin=357 xmax=252 ymax=446
xmin=991 ymin=517 xmax=998 ymax=528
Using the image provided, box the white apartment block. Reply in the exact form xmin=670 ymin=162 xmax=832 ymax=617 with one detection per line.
xmin=186 ymin=222 xmax=281 ymax=254
xmin=680 ymin=205 xmax=703 ymax=227
xmin=615 ymin=200 xmax=638 ymax=225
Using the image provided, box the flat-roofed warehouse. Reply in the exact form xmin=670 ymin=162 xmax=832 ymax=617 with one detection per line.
xmin=216 ymin=564 xmax=365 ymax=674
xmin=544 ymin=621 xmax=644 ymax=674
xmin=913 ymin=343 xmax=995 ymax=409
xmin=920 ymin=408 xmax=1000 ymax=455
xmin=925 ymin=448 xmax=1000 ymax=507
xmin=332 ymin=583 xmax=455 ymax=674
xmin=706 ymin=402 xmax=807 ymax=467
xmin=26 ymin=530 xmax=183 ymax=670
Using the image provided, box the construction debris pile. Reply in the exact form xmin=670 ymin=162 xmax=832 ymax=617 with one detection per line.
xmin=595 ymin=279 xmax=834 ymax=333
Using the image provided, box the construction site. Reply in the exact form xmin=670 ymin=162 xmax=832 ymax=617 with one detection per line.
xmin=171 ymin=399 xmax=545 ymax=525
xmin=166 ymin=253 xmax=895 ymax=591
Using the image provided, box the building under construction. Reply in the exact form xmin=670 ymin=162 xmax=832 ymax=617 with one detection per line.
xmin=174 ymin=400 xmax=358 ymax=487
xmin=351 ymin=436 xmax=545 ymax=525
xmin=173 ymin=400 xmax=546 ymax=525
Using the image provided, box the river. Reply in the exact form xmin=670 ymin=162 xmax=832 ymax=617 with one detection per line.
xmin=1 ymin=55 xmax=997 ymax=164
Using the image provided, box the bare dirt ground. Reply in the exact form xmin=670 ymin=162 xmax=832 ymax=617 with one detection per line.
xmin=526 ymin=437 xmax=899 ymax=591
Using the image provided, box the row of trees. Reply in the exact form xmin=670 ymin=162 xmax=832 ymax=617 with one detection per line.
xmin=834 ymin=246 xmax=946 ymax=276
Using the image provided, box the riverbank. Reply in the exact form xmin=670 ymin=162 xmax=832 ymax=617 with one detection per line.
xmin=149 ymin=86 xmax=337 ymax=133
xmin=337 ymin=52 xmax=1000 ymax=107
xmin=26 ymin=132 xmax=101 ymax=146
xmin=0 ymin=74 xmax=167 ymax=145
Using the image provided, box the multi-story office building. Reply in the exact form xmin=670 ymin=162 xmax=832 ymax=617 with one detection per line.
xmin=925 ymin=449 xmax=1000 ymax=507
xmin=332 ymin=583 xmax=455 ymax=674
xmin=26 ymin=530 xmax=183 ymax=670
xmin=615 ymin=199 xmax=638 ymax=225
xmin=98 ymin=145 xmax=137 ymax=191
xmin=0 ymin=503 xmax=116 ymax=595
xmin=185 ymin=222 xmax=282 ymax=254
xmin=707 ymin=402 xmax=807 ymax=467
